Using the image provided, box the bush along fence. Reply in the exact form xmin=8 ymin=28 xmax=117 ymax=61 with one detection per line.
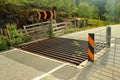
xmin=20 ymin=19 xmax=74 ymax=40
xmin=0 ymin=24 xmax=31 ymax=51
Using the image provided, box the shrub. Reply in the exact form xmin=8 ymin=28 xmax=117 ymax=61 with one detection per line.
xmin=0 ymin=35 xmax=8 ymax=51
xmin=22 ymin=35 xmax=31 ymax=42
xmin=88 ymin=19 xmax=106 ymax=26
xmin=49 ymin=30 xmax=55 ymax=38
xmin=7 ymin=24 xmax=31 ymax=46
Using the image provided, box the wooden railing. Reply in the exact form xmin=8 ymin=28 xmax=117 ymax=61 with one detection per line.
xmin=52 ymin=22 xmax=72 ymax=36
xmin=23 ymin=21 xmax=50 ymax=34
xmin=19 ymin=20 xmax=73 ymax=40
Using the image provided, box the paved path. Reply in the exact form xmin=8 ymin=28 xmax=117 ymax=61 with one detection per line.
xmin=75 ymin=47 xmax=120 ymax=80
xmin=42 ymin=24 xmax=120 ymax=80
xmin=0 ymin=24 xmax=120 ymax=80
xmin=0 ymin=49 xmax=63 ymax=80
xmin=61 ymin=24 xmax=120 ymax=40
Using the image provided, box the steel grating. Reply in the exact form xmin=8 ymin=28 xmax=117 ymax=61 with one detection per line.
xmin=17 ymin=38 xmax=105 ymax=65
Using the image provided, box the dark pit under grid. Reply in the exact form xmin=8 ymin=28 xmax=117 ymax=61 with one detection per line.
xmin=18 ymin=37 xmax=105 ymax=65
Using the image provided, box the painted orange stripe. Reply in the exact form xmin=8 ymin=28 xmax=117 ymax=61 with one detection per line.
xmin=88 ymin=48 xmax=94 ymax=61
xmin=50 ymin=10 xmax=53 ymax=19
xmin=44 ymin=11 xmax=47 ymax=19
xmin=37 ymin=11 xmax=41 ymax=20
xmin=88 ymin=35 xmax=94 ymax=48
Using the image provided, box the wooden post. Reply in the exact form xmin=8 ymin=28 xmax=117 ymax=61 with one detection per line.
xmin=106 ymin=27 xmax=111 ymax=48
xmin=78 ymin=20 xmax=80 ymax=28
xmin=0 ymin=29 xmax=3 ymax=35
xmin=40 ymin=20 xmax=44 ymax=38
xmin=74 ymin=20 xmax=77 ymax=31
xmin=23 ymin=26 xmax=27 ymax=35
xmin=49 ymin=19 xmax=54 ymax=38
xmin=54 ymin=10 xmax=56 ymax=19
xmin=65 ymin=22 xmax=67 ymax=34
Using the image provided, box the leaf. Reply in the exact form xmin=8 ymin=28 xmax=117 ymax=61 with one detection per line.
xmin=72 ymin=41 xmax=80 ymax=46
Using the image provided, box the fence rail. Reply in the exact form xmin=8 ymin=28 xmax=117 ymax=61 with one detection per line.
xmin=24 ymin=21 xmax=50 ymax=28
xmin=53 ymin=22 xmax=73 ymax=36
xmin=18 ymin=20 xmax=73 ymax=40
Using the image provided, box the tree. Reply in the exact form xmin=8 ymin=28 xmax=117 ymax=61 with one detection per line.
xmin=73 ymin=2 xmax=98 ymax=18
xmin=91 ymin=0 xmax=107 ymax=20
xmin=105 ymin=0 xmax=120 ymax=23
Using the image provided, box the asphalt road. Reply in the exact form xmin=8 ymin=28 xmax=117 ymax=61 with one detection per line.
xmin=0 ymin=24 xmax=120 ymax=80
xmin=61 ymin=24 xmax=120 ymax=40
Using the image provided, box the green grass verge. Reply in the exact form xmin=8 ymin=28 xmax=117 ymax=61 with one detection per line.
xmin=67 ymin=19 xmax=118 ymax=34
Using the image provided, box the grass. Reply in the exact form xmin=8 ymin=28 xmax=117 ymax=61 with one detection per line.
xmin=0 ymin=24 xmax=31 ymax=51
xmin=75 ymin=51 xmax=85 ymax=56
xmin=66 ymin=19 xmax=111 ymax=34
xmin=67 ymin=25 xmax=101 ymax=34
xmin=72 ymin=41 xmax=80 ymax=47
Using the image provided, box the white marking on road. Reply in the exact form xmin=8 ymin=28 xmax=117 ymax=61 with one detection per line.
xmin=33 ymin=63 xmax=67 ymax=80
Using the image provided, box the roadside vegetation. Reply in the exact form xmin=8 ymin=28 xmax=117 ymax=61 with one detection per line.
xmin=0 ymin=0 xmax=120 ymax=51
xmin=0 ymin=24 xmax=31 ymax=51
xmin=0 ymin=0 xmax=120 ymax=25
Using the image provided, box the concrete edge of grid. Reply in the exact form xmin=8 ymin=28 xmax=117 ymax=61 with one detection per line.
xmin=77 ymin=43 xmax=115 ymax=69
xmin=0 ymin=42 xmax=115 ymax=70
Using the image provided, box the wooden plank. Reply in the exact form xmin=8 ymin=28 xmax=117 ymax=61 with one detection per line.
xmin=52 ymin=22 xmax=66 ymax=26
xmin=26 ymin=28 xmax=49 ymax=34
xmin=53 ymin=26 xmax=66 ymax=31
xmin=23 ymin=24 xmax=49 ymax=34
xmin=54 ymin=29 xmax=65 ymax=34
xmin=25 ymin=23 xmax=42 ymax=28
xmin=22 ymin=21 xmax=72 ymax=39
xmin=23 ymin=26 xmax=28 ymax=34
xmin=25 ymin=21 xmax=50 ymax=28
xmin=56 ymin=22 xmax=66 ymax=26
xmin=26 ymin=26 xmax=42 ymax=31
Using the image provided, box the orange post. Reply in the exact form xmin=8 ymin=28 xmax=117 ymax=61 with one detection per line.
xmin=88 ymin=33 xmax=94 ymax=62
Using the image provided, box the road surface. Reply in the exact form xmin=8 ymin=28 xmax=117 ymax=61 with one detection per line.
xmin=0 ymin=24 xmax=120 ymax=80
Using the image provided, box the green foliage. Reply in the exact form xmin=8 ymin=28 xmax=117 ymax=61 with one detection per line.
xmin=7 ymin=24 xmax=31 ymax=46
xmin=0 ymin=0 xmax=29 ymax=6
xmin=8 ymin=24 xmax=23 ymax=46
xmin=75 ymin=51 xmax=85 ymax=56
xmin=0 ymin=0 xmax=119 ymax=27
xmin=90 ymin=0 xmax=107 ymax=20
xmin=0 ymin=35 xmax=8 ymax=51
xmin=66 ymin=19 xmax=107 ymax=34
xmin=73 ymin=2 xmax=99 ymax=18
xmin=67 ymin=27 xmax=76 ymax=33
xmin=72 ymin=41 xmax=80 ymax=47
xmin=105 ymin=0 xmax=120 ymax=23
xmin=49 ymin=30 xmax=55 ymax=38
xmin=22 ymin=35 xmax=31 ymax=42
xmin=0 ymin=24 xmax=31 ymax=51
xmin=88 ymin=19 xmax=106 ymax=26
xmin=80 ymin=19 xmax=88 ymax=27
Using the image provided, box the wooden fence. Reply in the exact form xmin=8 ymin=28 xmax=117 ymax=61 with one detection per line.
xmin=19 ymin=20 xmax=73 ymax=40
xmin=52 ymin=22 xmax=72 ymax=36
